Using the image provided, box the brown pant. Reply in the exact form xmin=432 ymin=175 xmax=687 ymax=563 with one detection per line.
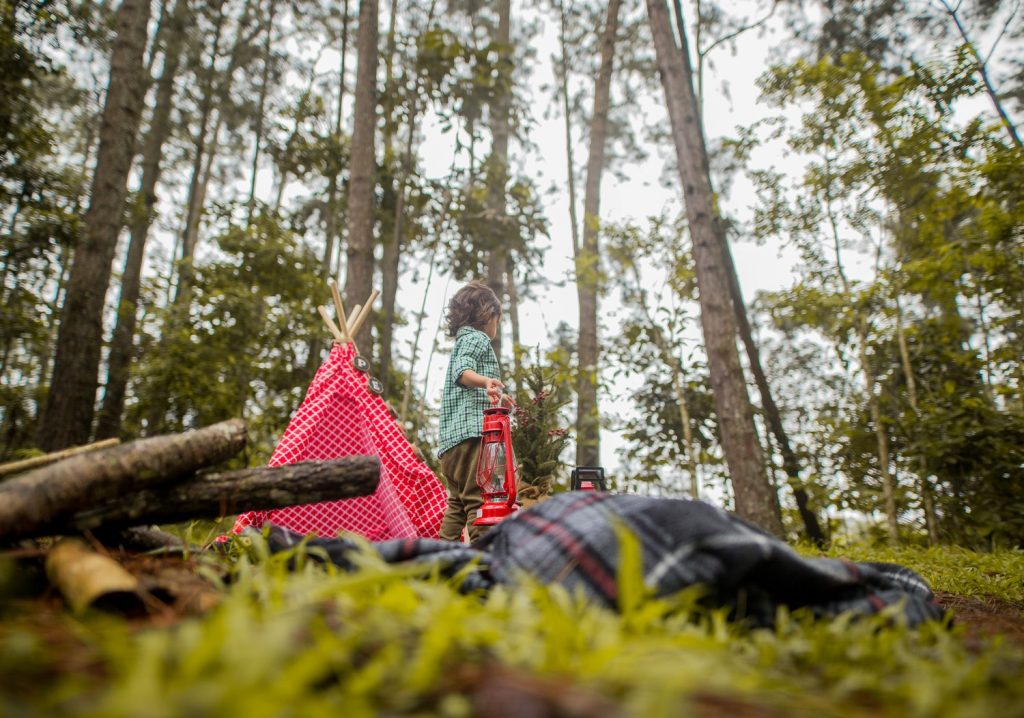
xmin=438 ymin=437 xmax=489 ymax=543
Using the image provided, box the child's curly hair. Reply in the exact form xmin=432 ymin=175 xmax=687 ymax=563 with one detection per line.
xmin=446 ymin=280 xmax=501 ymax=338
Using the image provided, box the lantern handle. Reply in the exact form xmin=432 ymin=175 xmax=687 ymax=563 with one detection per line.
xmin=506 ymin=461 xmax=518 ymax=509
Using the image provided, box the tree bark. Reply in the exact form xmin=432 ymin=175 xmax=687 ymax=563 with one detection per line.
xmin=557 ymin=0 xmax=581 ymax=259
xmin=376 ymin=0 xmax=400 ymax=381
xmin=507 ymin=253 xmax=522 ymax=376
xmin=174 ymin=0 xmax=256 ymax=305
xmin=37 ymin=0 xmax=154 ymax=451
xmin=306 ymin=0 xmax=350 ymax=375
xmin=2 ymin=419 xmax=247 ymax=541
xmin=344 ymin=0 xmax=380 ymax=351
xmin=575 ymin=0 xmax=621 ymax=469
xmin=245 ymin=1 xmax=277 ymax=225
xmin=172 ymin=0 xmax=233 ymax=307
xmin=379 ymin=2 xmax=438 ymax=391
xmin=646 ymin=0 xmax=783 ymax=535
xmin=720 ymin=237 xmax=825 ymax=544
xmin=485 ymin=0 xmax=511 ymax=361
xmin=147 ymin=0 xmax=258 ymax=433
xmin=96 ymin=0 xmax=190 ymax=440
xmin=64 ymin=456 xmax=381 ymax=533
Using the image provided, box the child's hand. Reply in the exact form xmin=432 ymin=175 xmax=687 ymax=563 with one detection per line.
xmin=484 ymin=377 xmax=505 ymax=404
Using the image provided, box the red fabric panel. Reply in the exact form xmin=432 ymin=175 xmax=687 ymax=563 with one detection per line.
xmin=232 ymin=342 xmax=446 ymax=540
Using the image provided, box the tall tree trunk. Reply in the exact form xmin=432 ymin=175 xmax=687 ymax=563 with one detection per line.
xmin=245 ymin=1 xmax=277 ymax=226
xmin=177 ymin=104 xmax=226 ymax=305
xmin=143 ymin=0 xmax=167 ymax=73
xmin=507 ymin=253 xmax=521 ymax=376
xmin=344 ymin=0 xmax=380 ymax=351
xmin=646 ymin=0 xmax=782 ymax=535
xmin=174 ymin=0 xmax=254 ymax=304
xmin=169 ymin=0 xmax=229 ymax=307
xmin=305 ymin=0 xmax=350 ymax=374
xmin=148 ymin=0 xmax=256 ymax=434
xmin=574 ymin=0 xmax=621 ymax=469
xmin=675 ymin=0 xmax=809 ymax=535
xmin=485 ymin=0 xmax=511 ymax=362
xmin=37 ymin=0 xmax=154 ymax=452
xmin=96 ymin=0 xmax=189 ymax=440
xmin=379 ymin=0 xmax=437 ymax=391
xmin=863 ymin=343 xmax=897 ymax=542
xmin=721 ymin=236 xmax=825 ymax=544
xmin=556 ymin=0 xmax=580 ymax=259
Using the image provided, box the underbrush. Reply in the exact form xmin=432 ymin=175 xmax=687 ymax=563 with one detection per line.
xmin=812 ymin=542 xmax=1024 ymax=605
xmin=0 ymin=538 xmax=1021 ymax=717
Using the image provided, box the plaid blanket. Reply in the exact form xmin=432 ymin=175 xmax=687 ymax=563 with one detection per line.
xmin=257 ymin=491 xmax=944 ymax=627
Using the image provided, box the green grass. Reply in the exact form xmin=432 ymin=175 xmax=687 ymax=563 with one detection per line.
xmin=0 ymin=538 xmax=1022 ymax=717
xmin=809 ymin=542 xmax=1024 ymax=604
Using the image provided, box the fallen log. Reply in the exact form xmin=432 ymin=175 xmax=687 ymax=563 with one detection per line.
xmin=94 ymin=526 xmax=187 ymax=553
xmin=45 ymin=538 xmax=146 ymax=615
xmin=0 ymin=419 xmax=248 ymax=542
xmin=0 ymin=438 xmax=121 ymax=479
xmin=63 ymin=456 xmax=381 ymax=533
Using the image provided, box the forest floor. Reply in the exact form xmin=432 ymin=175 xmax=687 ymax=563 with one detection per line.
xmin=934 ymin=591 xmax=1024 ymax=645
xmin=12 ymin=546 xmax=1023 ymax=642
xmin=1 ymin=541 xmax=1023 ymax=717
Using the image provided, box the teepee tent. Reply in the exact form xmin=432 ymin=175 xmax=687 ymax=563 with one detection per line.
xmin=232 ymin=286 xmax=446 ymax=540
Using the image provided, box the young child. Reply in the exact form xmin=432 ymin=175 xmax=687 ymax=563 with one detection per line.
xmin=437 ymin=280 xmax=509 ymax=542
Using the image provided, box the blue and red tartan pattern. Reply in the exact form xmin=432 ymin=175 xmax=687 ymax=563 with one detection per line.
xmin=231 ymin=342 xmax=446 ymax=540
xmin=257 ymin=491 xmax=946 ymax=627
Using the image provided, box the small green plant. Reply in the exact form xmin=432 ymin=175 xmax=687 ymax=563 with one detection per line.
xmin=510 ymin=360 xmax=572 ymax=499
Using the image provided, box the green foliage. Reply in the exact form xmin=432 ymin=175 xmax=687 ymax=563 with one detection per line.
xmin=601 ymin=216 xmax=721 ymax=497
xmin=128 ymin=212 xmax=322 ymax=464
xmin=509 ymin=354 xmax=573 ymax=495
xmin=416 ymin=27 xmax=512 ymax=128
xmin=751 ymin=49 xmax=1024 ymax=544
xmin=809 ymin=541 xmax=1024 ymax=604
xmin=0 ymin=1 xmax=90 ymax=459
xmin=1 ymin=538 xmax=1022 ymax=716
xmin=445 ymin=167 xmax=549 ymax=282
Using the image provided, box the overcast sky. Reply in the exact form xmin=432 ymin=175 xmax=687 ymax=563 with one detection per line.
xmin=401 ymin=6 xmax=818 ymax=478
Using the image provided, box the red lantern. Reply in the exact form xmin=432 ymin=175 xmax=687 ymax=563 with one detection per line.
xmin=473 ymin=406 xmax=519 ymax=526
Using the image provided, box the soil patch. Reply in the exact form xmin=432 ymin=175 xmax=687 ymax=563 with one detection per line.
xmin=935 ymin=591 xmax=1024 ymax=646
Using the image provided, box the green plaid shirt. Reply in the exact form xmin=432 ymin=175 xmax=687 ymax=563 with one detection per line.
xmin=438 ymin=327 xmax=501 ymax=457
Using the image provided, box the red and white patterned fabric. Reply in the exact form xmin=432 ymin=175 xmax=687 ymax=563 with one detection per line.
xmin=231 ymin=342 xmax=446 ymax=540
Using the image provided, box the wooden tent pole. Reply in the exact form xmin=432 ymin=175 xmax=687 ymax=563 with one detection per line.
xmin=350 ymin=289 xmax=379 ymax=338
xmin=343 ymin=303 xmax=363 ymax=355
xmin=347 ymin=304 xmax=362 ymax=334
xmin=316 ymin=287 xmax=378 ymax=356
xmin=329 ymin=280 xmax=352 ymax=343
xmin=317 ymin=305 xmax=346 ymax=344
